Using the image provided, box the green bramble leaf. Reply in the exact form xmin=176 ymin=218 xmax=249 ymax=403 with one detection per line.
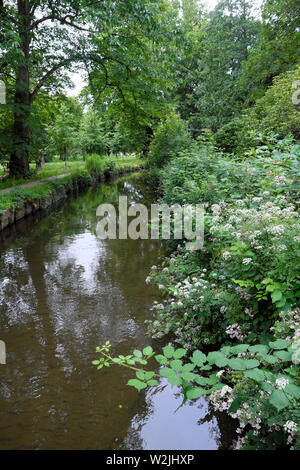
xmin=136 ymin=371 xmax=145 ymax=380
xmin=285 ymin=384 xmax=300 ymax=399
xmin=244 ymin=368 xmax=265 ymax=382
xmin=191 ymin=350 xmax=206 ymax=365
xmin=182 ymin=363 xmax=195 ymax=373
xmin=186 ymin=387 xmax=207 ymax=399
xmin=207 ymin=351 xmax=228 ymax=367
xmin=200 ymin=365 xmax=212 ymax=371
xmin=194 ymin=376 xmax=209 ymax=386
xmin=144 ymin=371 xmax=155 ymax=380
xmin=227 ymin=358 xmax=248 ymax=370
xmin=181 ymin=371 xmax=198 ymax=381
xmin=147 ymin=379 xmax=158 ymax=387
xmin=127 ymin=379 xmax=147 ymax=391
xmin=269 ymin=339 xmax=290 ymax=350
xmin=170 ymin=359 xmax=183 ymax=371
xmin=244 ymin=359 xmax=260 ymax=369
xmin=160 ymin=367 xmax=176 ymax=378
xmin=155 ymin=354 xmax=169 ymax=365
xmin=168 ymin=375 xmax=183 ymax=386
xmin=248 ymin=345 xmax=269 ymax=355
xmin=133 ymin=349 xmax=143 ymax=358
xmin=143 ymin=346 xmax=153 ymax=356
xmin=274 ymin=350 xmax=292 ymax=361
xmin=207 ymin=374 xmax=219 ymax=385
xmin=262 ymin=354 xmax=278 ymax=364
xmin=230 ymin=344 xmax=249 ymax=354
xmin=163 ymin=345 xmax=175 ymax=358
xmin=228 ymin=398 xmax=243 ymax=413
xmin=269 ymin=390 xmax=290 ymax=411
xmin=173 ymin=348 xmax=187 ymax=359
xmin=271 ymin=290 xmax=282 ymax=302
xmin=92 ymin=360 xmax=100 ymax=365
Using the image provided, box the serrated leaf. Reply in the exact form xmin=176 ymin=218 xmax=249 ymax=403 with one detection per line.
xmin=173 ymin=348 xmax=187 ymax=359
xmin=271 ymin=290 xmax=282 ymax=302
xmin=136 ymin=371 xmax=145 ymax=380
xmin=230 ymin=344 xmax=249 ymax=354
xmin=160 ymin=367 xmax=176 ymax=378
xmin=269 ymin=339 xmax=290 ymax=350
xmin=200 ymin=365 xmax=212 ymax=371
xmin=227 ymin=358 xmax=248 ymax=370
xmin=245 ymin=368 xmax=265 ymax=382
xmin=228 ymin=398 xmax=242 ymax=413
xmin=194 ymin=376 xmax=209 ymax=386
xmin=170 ymin=359 xmax=183 ymax=371
xmin=269 ymin=390 xmax=290 ymax=411
xmin=181 ymin=371 xmax=198 ymax=381
xmin=163 ymin=345 xmax=174 ymax=359
xmin=155 ymin=354 xmax=169 ymax=365
xmin=207 ymin=351 xmax=228 ymax=367
xmin=147 ymin=379 xmax=158 ymax=387
xmin=285 ymin=383 xmax=300 ymax=399
xmin=133 ymin=349 xmax=143 ymax=358
xmin=92 ymin=360 xmax=100 ymax=365
xmin=127 ymin=379 xmax=147 ymax=391
xmin=274 ymin=350 xmax=292 ymax=361
xmin=248 ymin=345 xmax=269 ymax=355
xmin=191 ymin=350 xmax=206 ymax=365
xmin=182 ymin=363 xmax=195 ymax=373
xmin=207 ymin=374 xmax=219 ymax=385
xmin=144 ymin=371 xmax=155 ymax=380
xmin=244 ymin=359 xmax=260 ymax=369
xmin=168 ymin=375 xmax=183 ymax=386
xmin=262 ymin=354 xmax=278 ymax=364
xmin=143 ymin=346 xmax=153 ymax=356
xmin=186 ymin=387 xmax=207 ymax=399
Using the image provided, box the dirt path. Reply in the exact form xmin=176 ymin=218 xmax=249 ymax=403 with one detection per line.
xmin=0 ymin=173 xmax=71 ymax=195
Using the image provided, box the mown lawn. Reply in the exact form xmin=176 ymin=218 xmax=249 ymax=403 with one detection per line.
xmin=0 ymin=155 xmax=145 ymax=191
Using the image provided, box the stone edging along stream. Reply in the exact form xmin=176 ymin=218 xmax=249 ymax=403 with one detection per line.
xmin=0 ymin=164 xmax=146 ymax=232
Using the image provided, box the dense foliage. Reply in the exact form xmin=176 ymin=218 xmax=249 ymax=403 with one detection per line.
xmin=0 ymin=0 xmax=299 ymax=453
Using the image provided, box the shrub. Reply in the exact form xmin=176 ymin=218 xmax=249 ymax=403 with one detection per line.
xmin=85 ymin=154 xmax=107 ymax=177
xmin=148 ymin=113 xmax=192 ymax=168
xmin=215 ymin=66 xmax=300 ymax=154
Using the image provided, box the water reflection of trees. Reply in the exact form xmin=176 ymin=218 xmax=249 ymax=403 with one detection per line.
xmin=0 ymin=175 xmax=234 ymax=450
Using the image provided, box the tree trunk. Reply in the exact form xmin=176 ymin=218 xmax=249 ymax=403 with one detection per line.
xmin=9 ymin=1 xmax=31 ymax=178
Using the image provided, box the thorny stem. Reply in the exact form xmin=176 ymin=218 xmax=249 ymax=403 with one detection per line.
xmin=98 ymin=349 xmax=160 ymax=378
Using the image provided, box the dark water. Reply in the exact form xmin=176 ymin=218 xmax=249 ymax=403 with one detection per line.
xmin=0 ymin=174 xmax=233 ymax=450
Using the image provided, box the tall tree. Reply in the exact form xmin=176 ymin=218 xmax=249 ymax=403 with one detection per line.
xmin=0 ymin=0 xmax=173 ymax=177
xmin=193 ymin=0 xmax=261 ymax=131
xmin=239 ymin=0 xmax=300 ymax=103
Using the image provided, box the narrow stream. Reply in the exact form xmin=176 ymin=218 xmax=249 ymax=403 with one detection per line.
xmin=0 ymin=173 xmax=233 ymax=450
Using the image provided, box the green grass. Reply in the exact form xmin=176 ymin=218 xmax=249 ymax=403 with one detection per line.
xmin=0 ymin=155 xmax=145 ymax=191
xmin=0 ymin=155 xmax=145 ymax=212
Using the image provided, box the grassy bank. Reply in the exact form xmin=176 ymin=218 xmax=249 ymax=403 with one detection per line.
xmin=0 ymin=155 xmax=145 ymax=192
xmin=0 ymin=156 xmax=145 ymax=214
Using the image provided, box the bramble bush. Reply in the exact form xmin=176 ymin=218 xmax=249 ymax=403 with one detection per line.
xmin=94 ymin=339 xmax=300 ymax=450
xmin=94 ymin=134 xmax=300 ymax=450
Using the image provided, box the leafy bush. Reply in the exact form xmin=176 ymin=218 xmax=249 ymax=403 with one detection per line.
xmin=215 ymin=66 xmax=300 ymax=154
xmin=249 ymin=65 xmax=300 ymax=140
xmin=148 ymin=113 xmax=192 ymax=168
xmin=93 ymin=135 xmax=300 ymax=450
xmin=85 ymin=154 xmax=107 ymax=177
xmin=94 ymin=338 xmax=300 ymax=450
